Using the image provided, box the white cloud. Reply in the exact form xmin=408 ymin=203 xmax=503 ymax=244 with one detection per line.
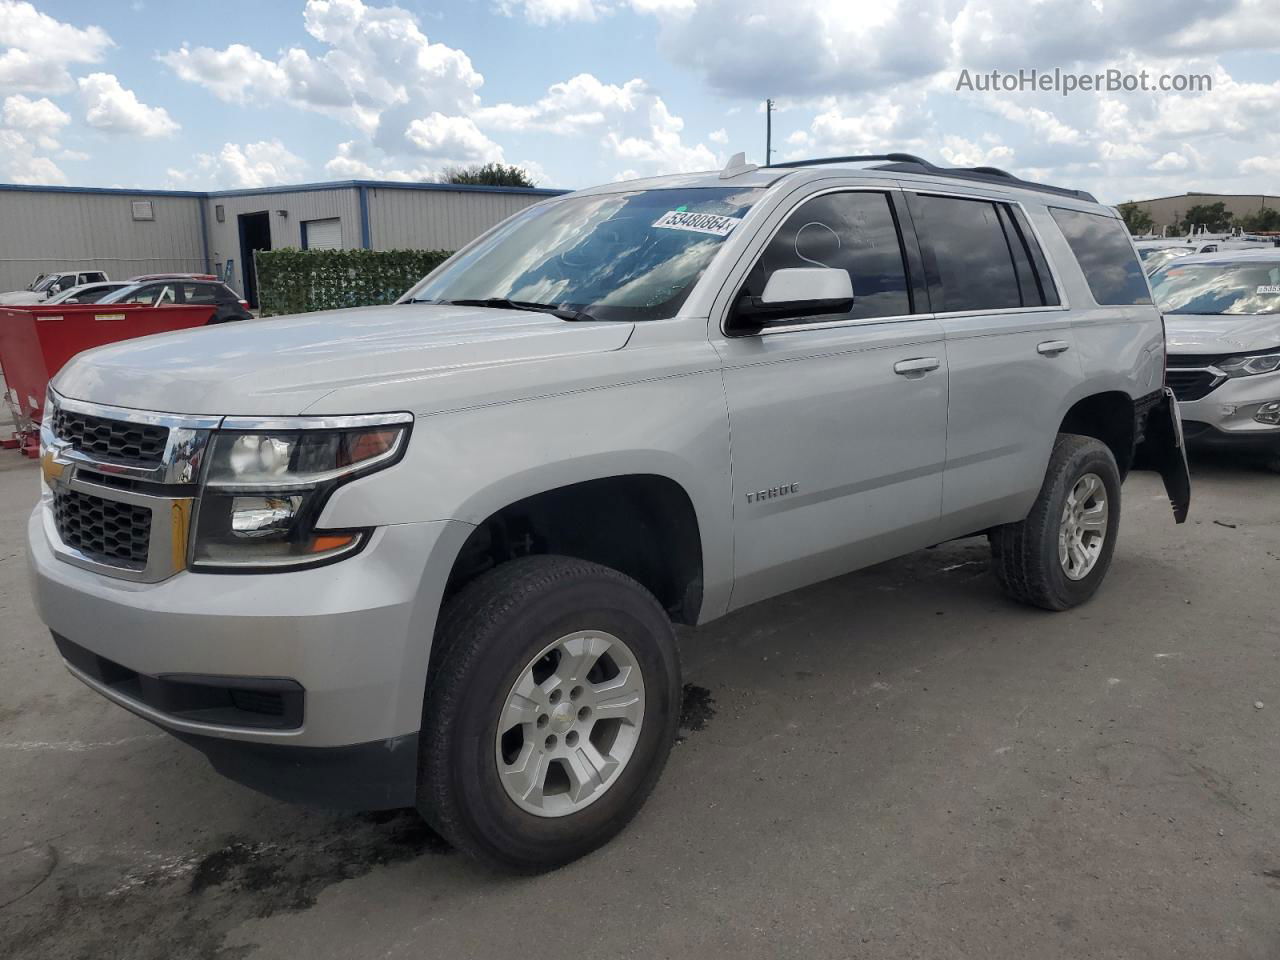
xmin=497 ymin=0 xmax=605 ymax=24
xmin=1240 ymin=156 xmax=1280 ymax=178
xmin=479 ymin=73 xmax=718 ymax=178
xmin=476 ymin=74 xmax=644 ymax=132
xmin=0 ymin=128 xmax=66 ymax=184
xmin=0 ymin=1 xmax=113 ymax=93
xmin=168 ymin=140 xmax=306 ymax=189
xmin=160 ymin=0 xmax=483 ymax=151
xmin=604 ymin=97 xmax=717 ymax=174
xmin=708 ymin=127 xmax=728 ymax=144
xmin=1151 ymin=151 xmax=1190 ymax=172
xmin=405 ymin=113 xmax=503 ymax=161
xmin=78 ymin=73 xmax=179 ymax=137
xmin=2 ymin=93 xmax=68 ymax=130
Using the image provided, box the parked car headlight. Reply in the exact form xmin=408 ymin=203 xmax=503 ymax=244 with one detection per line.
xmin=1218 ymin=352 xmax=1280 ymax=378
xmin=191 ymin=415 xmax=412 ymax=570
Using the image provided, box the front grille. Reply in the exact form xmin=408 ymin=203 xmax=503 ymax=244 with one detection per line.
xmin=52 ymin=408 xmax=168 ymax=464
xmin=53 ymin=489 xmax=151 ymax=566
xmin=1165 ymin=368 xmax=1224 ymax=402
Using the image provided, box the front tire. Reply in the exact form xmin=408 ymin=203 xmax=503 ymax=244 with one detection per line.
xmin=417 ymin=555 xmax=681 ymax=872
xmin=991 ymin=434 xmax=1121 ymax=611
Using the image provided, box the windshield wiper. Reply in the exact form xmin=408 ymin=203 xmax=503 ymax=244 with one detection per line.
xmin=417 ymin=296 xmax=605 ymax=322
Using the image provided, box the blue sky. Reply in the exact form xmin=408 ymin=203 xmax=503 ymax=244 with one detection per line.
xmin=1 ymin=0 xmax=1278 ymax=204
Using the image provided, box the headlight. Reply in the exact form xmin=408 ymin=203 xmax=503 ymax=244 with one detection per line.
xmin=192 ymin=415 xmax=411 ymax=571
xmin=1218 ymin=352 xmax=1280 ymax=378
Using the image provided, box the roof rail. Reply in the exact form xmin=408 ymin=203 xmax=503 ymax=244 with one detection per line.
xmin=766 ymin=154 xmax=1097 ymax=203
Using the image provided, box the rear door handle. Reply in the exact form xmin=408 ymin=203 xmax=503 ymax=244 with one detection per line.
xmin=894 ymin=357 xmax=941 ymax=376
xmin=1037 ymin=340 xmax=1071 ymax=357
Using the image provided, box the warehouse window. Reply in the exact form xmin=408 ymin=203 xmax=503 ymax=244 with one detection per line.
xmin=131 ymin=200 xmax=154 ymax=221
xmin=302 ymin=218 xmax=342 ymax=250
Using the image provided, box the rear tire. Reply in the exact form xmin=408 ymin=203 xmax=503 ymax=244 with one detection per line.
xmin=417 ymin=555 xmax=681 ymax=872
xmin=992 ymin=434 xmax=1121 ymax=611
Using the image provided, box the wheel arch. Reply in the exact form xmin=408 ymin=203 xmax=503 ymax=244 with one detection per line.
xmin=1057 ymin=390 xmax=1137 ymax=478
xmin=443 ymin=467 xmax=709 ymax=629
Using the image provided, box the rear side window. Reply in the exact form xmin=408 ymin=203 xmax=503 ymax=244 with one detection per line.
xmin=1049 ymin=207 xmax=1151 ymax=305
xmin=741 ymin=191 xmax=913 ymax=322
xmin=911 ymin=195 xmax=1056 ymax=312
xmin=181 ymin=283 xmax=218 ymax=304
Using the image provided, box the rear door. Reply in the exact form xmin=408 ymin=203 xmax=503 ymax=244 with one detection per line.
xmin=904 ymin=190 xmax=1077 ymax=539
xmin=713 ymin=186 xmax=949 ymax=608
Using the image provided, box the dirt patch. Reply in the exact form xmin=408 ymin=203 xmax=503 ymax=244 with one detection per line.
xmin=677 ymin=683 xmax=716 ymax=740
xmin=1 ymin=810 xmax=449 ymax=960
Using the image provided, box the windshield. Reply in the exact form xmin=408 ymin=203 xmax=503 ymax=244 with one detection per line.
xmin=405 ymin=187 xmax=763 ymax=321
xmin=47 ymin=284 xmax=113 ymax=304
xmin=1140 ymin=247 xmax=1196 ymax=274
xmin=33 ymin=275 xmax=60 ymax=292
xmin=1151 ymin=261 xmax=1280 ymax=315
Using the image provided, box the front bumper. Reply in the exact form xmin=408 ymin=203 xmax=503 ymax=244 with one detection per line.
xmin=1181 ymin=421 xmax=1280 ymax=458
xmin=1175 ymin=367 xmax=1280 ymax=442
xmin=28 ymin=506 xmax=474 ymax=805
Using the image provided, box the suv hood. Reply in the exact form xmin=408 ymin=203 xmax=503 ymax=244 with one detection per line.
xmin=0 ymin=291 xmax=44 ymax=305
xmin=54 ymin=303 xmax=634 ymax=416
xmin=1164 ymin=312 xmax=1280 ymax=355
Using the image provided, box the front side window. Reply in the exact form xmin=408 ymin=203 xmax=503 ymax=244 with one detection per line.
xmin=738 ymin=191 xmax=912 ymax=323
xmin=1151 ymin=261 xmax=1280 ymax=315
xmin=104 ymin=283 xmax=173 ymax=306
xmin=1050 ymin=207 xmax=1152 ymax=305
xmin=405 ymin=187 xmax=762 ymax=321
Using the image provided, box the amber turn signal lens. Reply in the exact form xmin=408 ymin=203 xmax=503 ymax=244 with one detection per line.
xmin=340 ymin=429 xmax=399 ymax=467
xmin=308 ymin=533 xmax=359 ymax=553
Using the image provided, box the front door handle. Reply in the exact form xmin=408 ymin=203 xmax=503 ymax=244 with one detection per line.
xmin=894 ymin=357 xmax=941 ymax=376
xmin=1037 ymin=340 xmax=1071 ymax=357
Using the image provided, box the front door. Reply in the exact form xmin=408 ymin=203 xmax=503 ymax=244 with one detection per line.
xmin=713 ymin=188 xmax=949 ymax=609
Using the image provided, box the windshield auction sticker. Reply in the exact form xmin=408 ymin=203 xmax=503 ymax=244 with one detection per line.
xmin=1257 ymin=285 xmax=1280 ymax=294
xmin=652 ymin=211 xmax=743 ymax=237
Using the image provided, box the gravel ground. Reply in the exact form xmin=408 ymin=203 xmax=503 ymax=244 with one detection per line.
xmin=1 ymin=449 xmax=1277 ymax=959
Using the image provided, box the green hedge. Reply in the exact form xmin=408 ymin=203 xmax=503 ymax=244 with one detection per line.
xmin=255 ymin=247 xmax=452 ymax=317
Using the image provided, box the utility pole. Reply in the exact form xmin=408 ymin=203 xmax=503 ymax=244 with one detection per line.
xmin=765 ymin=98 xmax=774 ymax=166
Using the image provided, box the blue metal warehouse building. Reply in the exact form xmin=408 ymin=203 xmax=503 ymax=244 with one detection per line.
xmin=0 ymin=179 xmax=565 ymax=305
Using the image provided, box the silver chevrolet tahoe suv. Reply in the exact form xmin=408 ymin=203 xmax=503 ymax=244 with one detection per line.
xmin=28 ymin=154 xmax=1190 ymax=871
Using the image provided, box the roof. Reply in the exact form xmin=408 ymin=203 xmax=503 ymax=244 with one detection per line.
xmin=0 ymin=179 xmax=567 ymax=200
xmin=568 ymin=160 xmax=1104 ymax=208
xmin=1160 ymin=248 xmax=1280 ymax=265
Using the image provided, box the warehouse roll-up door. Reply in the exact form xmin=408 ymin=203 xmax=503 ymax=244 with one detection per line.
xmin=303 ymin=218 xmax=342 ymax=250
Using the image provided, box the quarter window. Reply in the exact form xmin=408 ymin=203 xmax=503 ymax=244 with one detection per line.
xmin=1050 ymin=207 xmax=1152 ymax=306
xmin=740 ymin=191 xmax=912 ymax=323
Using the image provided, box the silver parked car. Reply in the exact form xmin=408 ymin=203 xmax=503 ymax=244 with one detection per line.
xmin=28 ymin=153 xmax=1189 ymax=871
xmin=1152 ymin=249 xmax=1280 ymax=470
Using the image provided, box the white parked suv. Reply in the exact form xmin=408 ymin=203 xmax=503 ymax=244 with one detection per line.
xmin=1151 ymin=249 xmax=1280 ymax=470
xmin=28 ymin=154 xmax=1190 ymax=871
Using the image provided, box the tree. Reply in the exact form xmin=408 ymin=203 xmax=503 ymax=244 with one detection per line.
xmin=1118 ymin=202 xmax=1154 ymax=236
xmin=1238 ymin=207 xmax=1280 ymax=233
xmin=1181 ymin=201 xmax=1233 ymax=233
xmin=442 ymin=162 xmax=538 ymax=188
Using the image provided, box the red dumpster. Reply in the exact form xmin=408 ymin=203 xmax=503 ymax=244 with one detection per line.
xmin=0 ymin=302 xmax=220 ymax=454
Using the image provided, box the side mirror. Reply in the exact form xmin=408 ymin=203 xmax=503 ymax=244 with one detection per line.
xmin=731 ymin=267 xmax=853 ymax=332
